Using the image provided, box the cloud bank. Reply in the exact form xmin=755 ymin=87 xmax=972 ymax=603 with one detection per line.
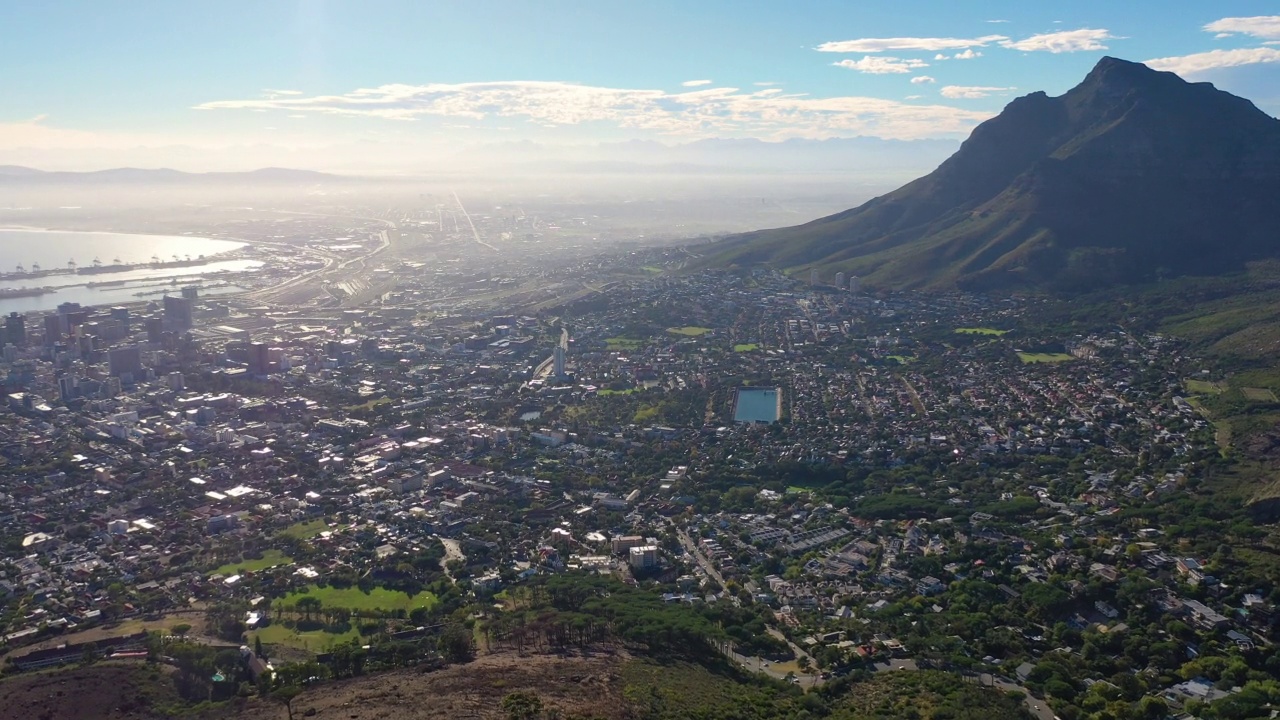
xmin=1204 ymin=16 xmax=1280 ymax=41
xmin=816 ymin=35 xmax=1008 ymax=53
xmin=999 ymin=28 xmax=1116 ymax=53
xmin=832 ymin=56 xmax=929 ymax=74
xmin=195 ymin=80 xmax=993 ymax=140
xmin=1145 ymin=47 xmax=1280 ymax=75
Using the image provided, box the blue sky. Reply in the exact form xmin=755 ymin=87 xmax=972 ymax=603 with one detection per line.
xmin=2 ymin=1 xmax=1279 ymax=171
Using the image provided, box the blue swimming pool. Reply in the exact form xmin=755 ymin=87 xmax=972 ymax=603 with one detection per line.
xmin=734 ymin=387 xmax=780 ymax=423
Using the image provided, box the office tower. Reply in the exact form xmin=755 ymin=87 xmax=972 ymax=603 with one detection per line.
xmin=163 ymin=295 xmax=193 ymax=331
xmin=5 ymin=312 xmax=25 ymax=347
xmin=108 ymin=345 xmax=143 ymax=379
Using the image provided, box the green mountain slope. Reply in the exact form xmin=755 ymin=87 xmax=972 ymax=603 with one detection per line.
xmin=701 ymin=57 xmax=1280 ymax=292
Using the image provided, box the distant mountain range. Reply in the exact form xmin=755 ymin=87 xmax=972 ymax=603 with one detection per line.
xmin=0 ymin=166 xmax=336 ymax=183
xmin=452 ymin=137 xmax=960 ymax=176
xmin=700 ymin=57 xmax=1280 ymax=292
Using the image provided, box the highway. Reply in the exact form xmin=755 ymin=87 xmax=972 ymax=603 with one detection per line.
xmin=453 ymin=191 xmax=499 ymax=253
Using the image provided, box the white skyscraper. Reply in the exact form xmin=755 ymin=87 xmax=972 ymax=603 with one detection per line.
xmin=809 ymin=268 xmax=819 ymax=285
xmin=849 ymin=275 xmax=861 ymax=293
xmin=835 ymin=271 xmax=846 ymax=291
xmin=553 ymin=345 xmax=566 ymax=377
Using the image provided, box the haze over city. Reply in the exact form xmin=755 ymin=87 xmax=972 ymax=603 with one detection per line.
xmin=7 ymin=4 xmax=1280 ymax=720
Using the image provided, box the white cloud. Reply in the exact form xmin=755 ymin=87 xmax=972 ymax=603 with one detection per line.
xmin=1145 ymin=47 xmax=1280 ymax=75
xmin=681 ymin=79 xmax=713 ymax=87
xmin=941 ymin=85 xmax=1017 ymax=99
xmin=986 ymin=19 xmax=1010 ymax=24
xmin=753 ymin=81 xmax=779 ymax=86
xmin=1204 ymin=16 xmax=1280 ymax=41
xmin=935 ymin=53 xmax=949 ymax=60
xmin=816 ymin=35 xmax=1007 ymax=53
xmin=832 ymin=56 xmax=929 ymax=74
xmin=910 ymin=76 xmax=936 ymax=84
xmin=1000 ymin=28 xmax=1116 ymax=53
xmin=195 ymin=79 xmax=993 ymax=140
xmin=263 ymin=88 xmax=304 ymax=96
xmin=953 ymin=49 xmax=982 ymax=60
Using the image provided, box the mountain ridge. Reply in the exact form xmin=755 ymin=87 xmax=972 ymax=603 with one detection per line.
xmin=0 ymin=165 xmax=338 ymax=183
xmin=700 ymin=57 xmax=1280 ymax=292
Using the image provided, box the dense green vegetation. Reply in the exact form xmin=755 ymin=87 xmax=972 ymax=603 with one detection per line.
xmin=210 ymin=549 xmax=293 ymax=577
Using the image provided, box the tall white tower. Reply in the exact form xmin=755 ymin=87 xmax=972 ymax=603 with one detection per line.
xmin=553 ymin=345 xmax=566 ymax=377
xmin=849 ymin=275 xmax=861 ymax=293
xmin=809 ymin=268 xmax=819 ymax=285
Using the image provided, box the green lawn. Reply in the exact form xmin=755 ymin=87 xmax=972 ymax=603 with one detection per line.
xmin=955 ymin=327 xmax=1009 ymax=336
xmin=886 ymin=355 xmax=915 ymax=364
xmin=1185 ymin=379 xmax=1226 ymax=395
xmin=605 ymin=337 xmax=645 ymax=350
xmin=1242 ymin=386 xmax=1279 ymax=402
xmin=253 ymin=622 xmax=360 ymax=652
xmin=210 ymin=549 xmax=292 ymax=577
xmin=278 ymin=518 xmax=329 ymax=540
xmin=641 ymin=266 xmax=664 ymax=273
xmin=1017 ymin=352 xmax=1075 ymax=364
xmin=281 ymin=585 xmax=438 ymax=613
xmin=667 ymin=326 xmax=712 ymax=336
xmin=733 ymin=343 xmax=759 ymax=352
xmin=598 ymin=388 xmax=640 ymax=396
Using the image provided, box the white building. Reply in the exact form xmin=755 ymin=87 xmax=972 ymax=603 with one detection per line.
xmin=629 ymin=545 xmax=658 ymax=570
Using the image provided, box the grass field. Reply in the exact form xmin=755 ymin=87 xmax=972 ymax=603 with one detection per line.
xmin=886 ymin=355 xmax=915 ymax=364
xmin=1017 ymin=352 xmax=1074 ymax=364
xmin=598 ymin=388 xmax=640 ymax=396
xmin=641 ymin=266 xmax=664 ymax=273
xmin=253 ymin=622 xmax=360 ymax=652
xmin=667 ymin=326 xmax=713 ymax=336
xmin=955 ymin=327 xmax=1009 ymax=336
xmin=1186 ymin=379 xmax=1226 ymax=395
xmin=278 ymin=518 xmax=329 ymax=540
xmin=1243 ymin=386 xmax=1279 ymax=402
xmin=281 ymin=585 xmax=438 ymax=613
xmin=344 ymin=397 xmax=392 ymax=412
xmin=733 ymin=343 xmax=760 ymax=352
xmin=210 ymin=549 xmax=292 ymax=577
xmin=605 ymin=337 xmax=645 ymax=350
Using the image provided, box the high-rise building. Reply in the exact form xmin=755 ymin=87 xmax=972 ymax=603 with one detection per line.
xmin=5 ymin=312 xmax=25 ymax=347
xmin=108 ymin=345 xmax=143 ymax=380
xmin=57 ymin=374 xmax=79 ymax=402
xmin=43 ymin=314 xmax=64 ymax=347
xmin=249 ymin=342 xmax=271 ymax=375
xmin=146 ymin=317 xmax=165 ymax=344
xmin=553 ymin=345 xmax=566 ymax=377
xmin=809 ymin=268 xmax=819 ymax=286
xmin=181 ymin=285 xmax=199 ymax=300
xmin=835 ymin=272 xmax=846 ymax=291
xmin=163 ymin=295 xmax=193 ymax=331
xmin=110 ymin=306 xmax=131 ymax=332
xmin=849 ymin=275 xmax=861 ymax=293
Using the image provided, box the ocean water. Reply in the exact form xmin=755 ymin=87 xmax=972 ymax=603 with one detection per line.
xmin=0 ymin=228 xmax=246 ymax=271
xmin=0 ymin=229 xmax=259 ymax=313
